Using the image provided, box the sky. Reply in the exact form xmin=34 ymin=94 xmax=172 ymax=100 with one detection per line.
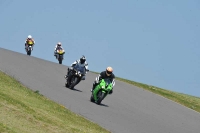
xmin=0 ymin=0 xmax=200 ymax=97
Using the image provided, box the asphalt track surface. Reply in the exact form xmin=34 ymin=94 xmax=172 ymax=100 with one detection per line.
xmin=0 ymin=48 xmax=200 ymax=133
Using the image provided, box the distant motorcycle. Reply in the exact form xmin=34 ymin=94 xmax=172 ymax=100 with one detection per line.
xmin=26 ymin=40 xmax=34 ymax=56
xmin=90 ymin=79 xmax=113 ymax=105
xmin=65 ymin=64 xmax=88 ymax=89
xmin=56 ymin=48 xmax=65 ymax=64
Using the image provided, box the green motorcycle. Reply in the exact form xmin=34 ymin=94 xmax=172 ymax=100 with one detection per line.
xmin=90 ymin=78 xmax=113 ymax=105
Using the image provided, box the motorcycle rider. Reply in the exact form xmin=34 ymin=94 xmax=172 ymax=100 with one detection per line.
xmin=25 ymin=35 xmax=35 ymax=51
xmin=90 ymin=67 xmax=115 ymax=94
xmin=64 ymin=55 xmax=89 ymax=80
xmin=54 ymin=42 xmax=65 ymax=59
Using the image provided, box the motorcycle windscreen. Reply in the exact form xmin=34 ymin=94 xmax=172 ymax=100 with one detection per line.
xmin=73 ymin=64 xmax=86 ymax=74
xmin=103 ymin=78 xmax=113 ymax=91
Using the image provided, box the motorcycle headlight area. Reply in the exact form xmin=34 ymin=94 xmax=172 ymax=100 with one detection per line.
xmin=75 ymin=71 xmax=82 ymax=77
xmin=78 ymin=71 xmax=81 ymax=77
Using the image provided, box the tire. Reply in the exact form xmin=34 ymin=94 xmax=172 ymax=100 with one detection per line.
xmin=58 ymin=55 xmax=63 ymax=64
xmin=59 ymin=59 xmax=62 ymax=64
xmin=97 ymin=91 xmax=105 ymax=105
xmin=27 ymin=51 xmax=31 ymax=56
xmin=69 ymin=76 xmax=78 ymax=89
xmin=26 ymin=46 xmax=32 ymax=56
xmin=66 ymin=72 xmax=72 ymax=87
xmin=65 ymin=82 xmax=69 ymax=88
xmin=27 ymin=49 xmax=31 ymax=56
xmin=90 ymin=94 xmax=95 ymax=102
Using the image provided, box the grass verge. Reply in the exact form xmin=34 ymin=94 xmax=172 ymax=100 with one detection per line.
xmin=92 ymin=71 xmax=200 ymax=113
xmin=0 ymin=71 xmax=110 ymax=133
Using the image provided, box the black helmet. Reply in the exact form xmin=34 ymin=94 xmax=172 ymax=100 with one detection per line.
xmin=80 ymin=55 xmax=86 ymax=64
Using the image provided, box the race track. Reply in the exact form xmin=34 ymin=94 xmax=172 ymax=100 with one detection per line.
xmin=0 ymin=48 xmax=200 ymax=133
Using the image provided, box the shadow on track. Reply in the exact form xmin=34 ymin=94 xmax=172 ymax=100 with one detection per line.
xmin=89 ymin=100 xmax=109 ymax=107
xmin=72 ymin=88 xmax=82 ymax=92
xmin=99 ymin=103 xmax=109 ymax=107
xmin=63 ymin=86 xmax=83 ymax=92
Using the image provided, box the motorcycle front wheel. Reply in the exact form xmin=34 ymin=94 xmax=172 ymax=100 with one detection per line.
xmin=96 ymin=91 xmax=106 ymax=105
xmin=27 ymin=49 xmax=31 ymax=56
xmin=69 ymin=76 xmax=78 ymax=89
xmin=58 ymin=56 xmax=62 ymax=64
xmin=90 ymin=94 xmax=95 ymax=102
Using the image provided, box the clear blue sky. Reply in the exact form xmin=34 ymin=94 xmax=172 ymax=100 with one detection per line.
xmin=0 ymin=0 xmax=200 ymax=97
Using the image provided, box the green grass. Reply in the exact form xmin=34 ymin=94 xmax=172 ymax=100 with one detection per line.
xmin=92 ymin=71 xmax=200 ymax=113
xmin=0 ymin=71 xmax=110 ymax=133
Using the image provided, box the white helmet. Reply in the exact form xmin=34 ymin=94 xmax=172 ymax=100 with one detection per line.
xmin=28 ymin=35 xmax=32 ymax=39
xmin=57 ymin=42 xmax=62 ymax=46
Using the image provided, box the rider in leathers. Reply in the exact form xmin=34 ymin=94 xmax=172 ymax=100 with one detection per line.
xmin=91 ymin=67 xmax=115 ymax=94
xmin=65 ymin=55 xmax=89 ymax=80
xmin=25 ymin=35 xmax=35 ymax=51
xmin=54 ymin=42 xmax=65 ymax=59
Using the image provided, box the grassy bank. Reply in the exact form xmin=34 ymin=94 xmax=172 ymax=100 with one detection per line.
xmin=92 ymin=71 xmax=200 ymax=113
xmin=0 ymin=71 xmax=110 ymax=133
